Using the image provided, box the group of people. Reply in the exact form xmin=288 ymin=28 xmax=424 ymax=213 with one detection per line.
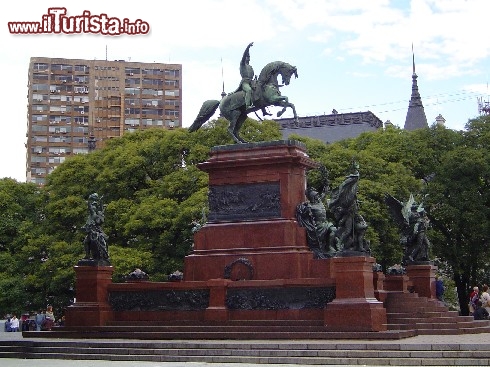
xmin=4 ymin=306 xmax=56 ymax=332
xmin=469 ymin=284 xmax=490 ymax=320
xmin=4 ymin=315 xmax=19 ymax=332
xmin=35 ymin=306 xmax=56 ymax=331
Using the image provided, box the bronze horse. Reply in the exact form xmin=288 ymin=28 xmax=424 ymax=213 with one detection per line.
xmin=189 ymin=61 xmax=299 ymax=143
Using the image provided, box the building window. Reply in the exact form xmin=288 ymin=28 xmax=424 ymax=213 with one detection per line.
xmin=124 ymin=107 xmax=141 ymax=115
xmin=31 ymin=115 xmax=48 ymax=122
xmin=142 ymin=68 xmax=163 ymax=76
xmin=33 ymin=73 xmax=49 ymax=81
xmin=32 ymin=84 xmax=49 ymax=91
xmin=165 ymin=90 xmax=179 ymax=97
xmin=32 ymin=136 xmax=48 ymax=142
xmin=165 ymin=80 xmax=179 ymax=87
xmin=32 ymin=94 xmax=48 ymax=102
xmin=73 ymin=148 xmax=89 ymax=154
xmin=33 ymin=63 xmax=49 ymax=72
xmin=74 ymin=64 xmax=89 ymax=72
xmin=143 ymin=79 xmax=163 ymax=86
xmin=48 ymin=156 xmax=66 ymax=164
xmin=51 ymin=64 xmax=73 ymax=72
xmin=74 ymin=86 xmax=89 ymax=94
xmin=74 ymin=75 xmax=89 ymax=83
xmin=32 ymin=105 xmax=48 ymax=112
xmin=164 ymin=69 xmax=180 ymax=78
xmin=125 ymin=119 xmax=140 ymax=126
xmin=31 ymin=156 xmax=46 ymax=163
xmin=125 ymin=67 xmax=140 ymax=75
xmin=166 ymin=110 xmax=179 ymax=117
xmin=125 ymin=87 xmax=141 ymax=96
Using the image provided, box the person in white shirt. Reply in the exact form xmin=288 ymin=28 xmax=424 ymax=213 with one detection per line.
xmin=9 ymin=315 xmax=19 ymax=332
xmin=480 ymin=284 xmax=490 ymax=314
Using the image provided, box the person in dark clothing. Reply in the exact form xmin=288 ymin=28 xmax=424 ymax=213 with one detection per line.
xmin=435 ymin=275 xmax=445 ymax=302
xmin=473 ymin=300 xmax=489 ymax=320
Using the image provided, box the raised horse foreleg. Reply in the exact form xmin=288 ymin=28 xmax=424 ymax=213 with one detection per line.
xmin=275 ymin=100 xmax=299 ymax=125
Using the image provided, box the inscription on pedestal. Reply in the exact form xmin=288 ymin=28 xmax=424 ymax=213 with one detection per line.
xmin=208 ymin=182 xmax=281 ymax=221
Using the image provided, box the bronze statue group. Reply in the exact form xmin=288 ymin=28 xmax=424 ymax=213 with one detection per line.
xmin=296 ymin=162 xmax=431 ymax=264
xmin=296 ymin=162 xmax=371 ymax=259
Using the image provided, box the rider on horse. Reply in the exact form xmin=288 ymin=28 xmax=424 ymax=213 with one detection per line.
xmin=240 ymin=42 xmax=255 ymax=109
xmin=238 ymin=42 xmax=271 ymax=116
xmin=189 ymin=42 xmax=298 ymax=143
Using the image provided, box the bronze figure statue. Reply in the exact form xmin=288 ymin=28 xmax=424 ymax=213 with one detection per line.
xmin=296 ymin=189 xmax=340 ymax=259
xmin=328 ymin=162 xmax=370 ymax=254
xmin=81 ymin=193 xmax=110 ymax=265
xmin=189 ymin=42 xmax=299 ymax=143
xmin=240 ymin=42 xmax=255 ymax=110
xmin=385 ymin=193 xmax=431 ymax=264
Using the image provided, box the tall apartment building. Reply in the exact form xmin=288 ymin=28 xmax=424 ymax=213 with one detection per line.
xmin=26 ymin=57 xmax=182 ymax=185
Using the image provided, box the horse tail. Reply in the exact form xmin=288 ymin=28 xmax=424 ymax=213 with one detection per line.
xmin=188 ymin=100 xmax=220 ymax=132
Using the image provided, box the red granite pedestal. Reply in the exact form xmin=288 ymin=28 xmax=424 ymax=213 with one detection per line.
xmin=64 ymin=265 xmax=114 ymax=327
xmin=406 ymin=264 xmax=437 ymax=299
xmin=184 ymin=141 xmax=319 ymax=282
xmin=324 ymin=256 xmax=387 ymax=331
xmin=384 ymin=274 xmax=411 ymax=292
xmin=373 ymin=271 xmax=388 ymax=303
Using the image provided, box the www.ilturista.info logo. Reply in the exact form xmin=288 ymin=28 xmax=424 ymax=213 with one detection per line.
xmin=8 ymin=7 xmax=150 ymax=35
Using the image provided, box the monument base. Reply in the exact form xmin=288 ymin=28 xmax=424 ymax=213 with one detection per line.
xmin=64 ymin=302 xmax=113 ymax=327
xmin=324 ymin=256 xmax=387 ymax=331
xmin=384 ymin=274 xmax=411 ymax=292
xmin=65 ymin=265 xmax=114 ymax=327
xmin=325 ymin=300 xmax=387 ymax=332
xmin=406 ymin=263 xmax=437 ymax=299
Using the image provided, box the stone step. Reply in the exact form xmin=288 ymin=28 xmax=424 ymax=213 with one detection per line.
xmin=382 ymin=291 xmax=490 ymax=336
xmin=59 ymin=324 xmax=330 ymax=333
xmin=385 ymin=303 xmax=448 ymax=312
xmin=22 ymin=328 xmax=415 ymax=340
xmin=387 ymin=315 xmax=481 ymax=324
xmin=389 ymin=322 xmax=490 ymax=334
xmin=106 ymin=319 xmax=324 ymax=327
xmin=2 ymin=340 xmax=490 ymax=365
xmin=387 ymin=310 xmax=463 ymax=319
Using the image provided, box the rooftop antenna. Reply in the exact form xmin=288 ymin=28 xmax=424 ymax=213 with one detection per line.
xmin=220 ymin=57 xmax=226 ymax=99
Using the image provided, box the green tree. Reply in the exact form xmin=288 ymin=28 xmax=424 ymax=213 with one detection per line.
xmin=0 ymin=179 xmax=47 ymax=316
xmin=421 ymin=116 xmax=490 ymax=314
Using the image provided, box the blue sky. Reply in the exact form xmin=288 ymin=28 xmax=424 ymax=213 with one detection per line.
xmin=1 ymin=0 xmax=489 ymax=182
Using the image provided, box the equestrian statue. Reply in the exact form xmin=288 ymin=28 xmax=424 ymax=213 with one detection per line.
xmin=189 ymin=42 xmax=299 ymax=143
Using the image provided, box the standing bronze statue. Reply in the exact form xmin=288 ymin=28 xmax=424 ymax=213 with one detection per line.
xmin=296 ymin=167 xmax=340 ymax=258
xmin=240 ymin=42 xmax=255 ymax=109
xmin=328 ymin=162 xmax=370 ymax=254
xmin=385 ymin=193 xmax=431 ymax=264
xmin=189 ymin=42 xmax=299 ymax=143
xmin=80 ymin=193 xmax=110 ymax=265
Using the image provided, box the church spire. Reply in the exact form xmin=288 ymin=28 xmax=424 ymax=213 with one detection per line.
xmin=220 ymin=57 xmax=226 ymax=99
xmin=404 ymin=44 xmax=428 ymax=130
